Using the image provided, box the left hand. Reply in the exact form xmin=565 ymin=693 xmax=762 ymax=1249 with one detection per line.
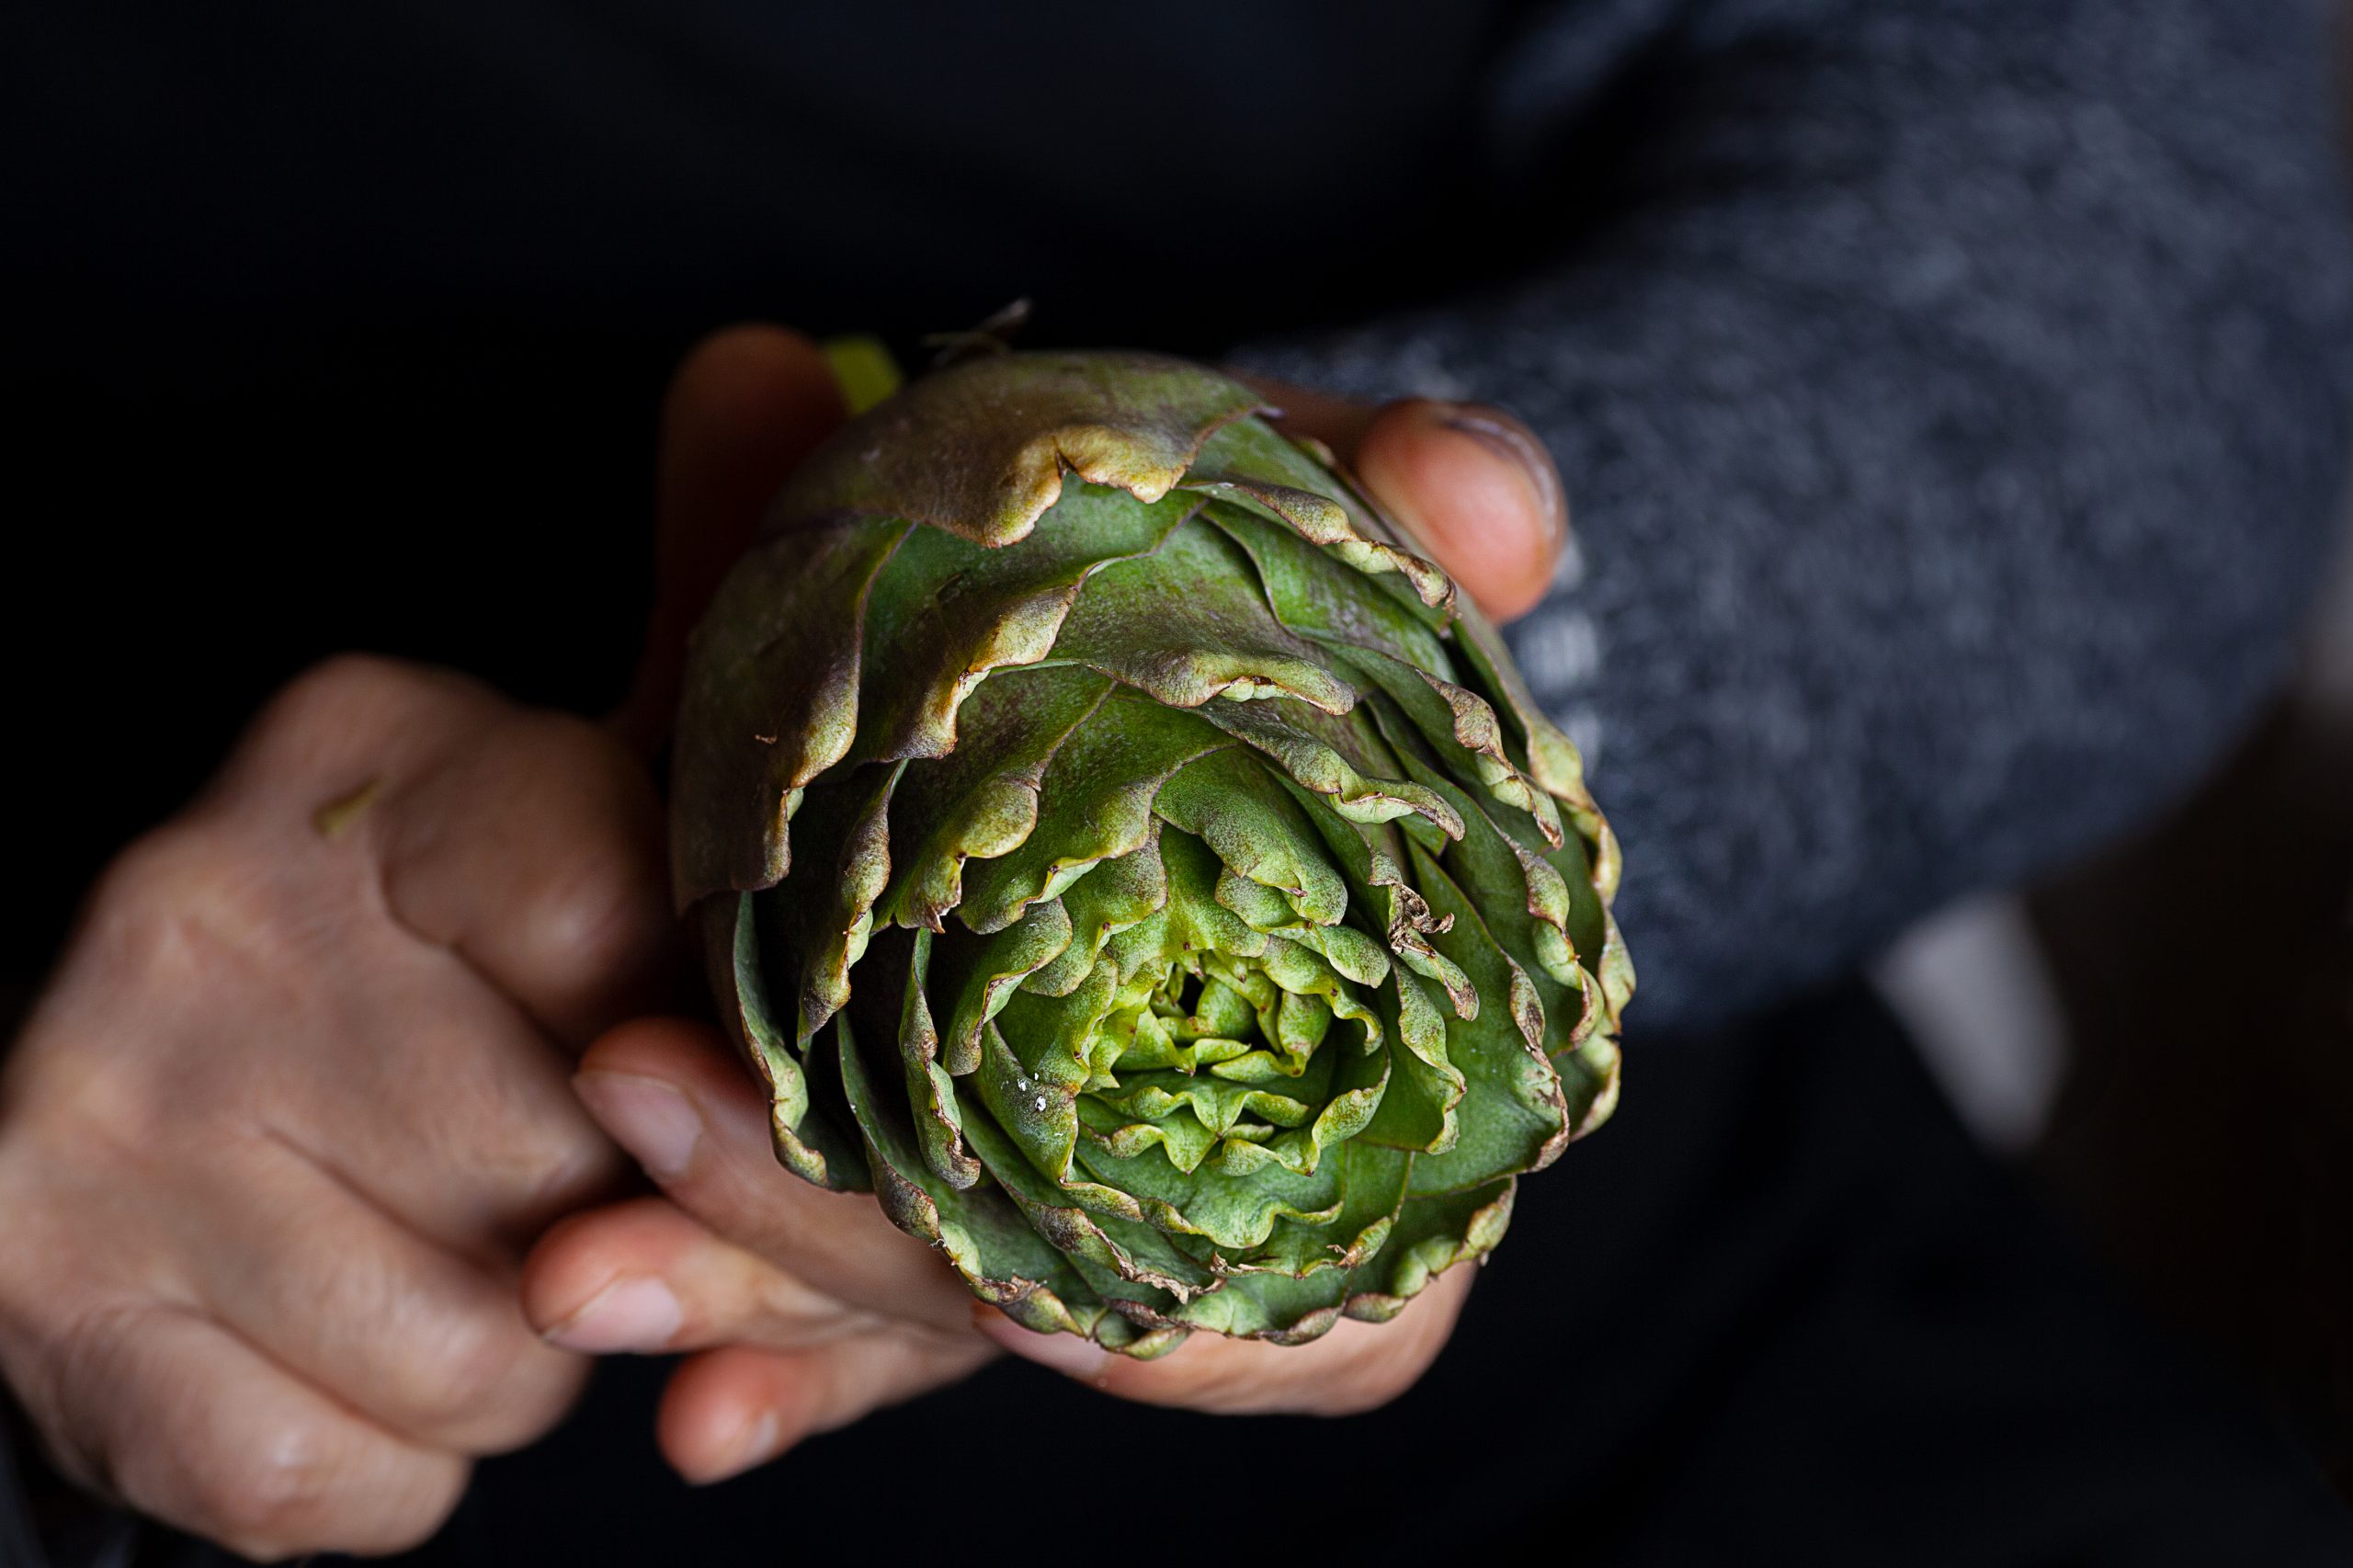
xmin=521 ymin=327 xmax=1572 ymax=1483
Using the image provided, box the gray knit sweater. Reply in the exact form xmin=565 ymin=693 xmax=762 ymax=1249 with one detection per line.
xmin=1242 ymin=0 xmax=2353 ymax=1028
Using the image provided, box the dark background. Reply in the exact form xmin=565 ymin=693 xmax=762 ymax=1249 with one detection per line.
xmin=6 ymin=3 xmax=2353 ymax=1561
xmin=1 ymin=3 xmax=1552 ymax=993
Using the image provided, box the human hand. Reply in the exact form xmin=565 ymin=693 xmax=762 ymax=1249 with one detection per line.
xmin=522 ymin=327 xmax=1571 ymax=1483
xmin=0 ymin=328 xmax=848 ymax=1561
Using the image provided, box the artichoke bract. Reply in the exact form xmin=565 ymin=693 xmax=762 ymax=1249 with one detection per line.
xmin=674 ymin=349 xmax=1632 ymax=1357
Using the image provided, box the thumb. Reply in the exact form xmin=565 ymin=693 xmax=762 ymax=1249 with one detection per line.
xmin=1240 ymin=378 xmax=1567 ymax=623
xmin=614 ymin=325 xmax=848 ymax=755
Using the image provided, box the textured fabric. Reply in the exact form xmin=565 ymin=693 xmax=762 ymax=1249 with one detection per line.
xmin=1238 ymin=0 xmax=2353 ymax=1027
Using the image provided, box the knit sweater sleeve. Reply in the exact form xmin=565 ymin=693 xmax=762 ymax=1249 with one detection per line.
xmin=1235 ymin=0 xmax=2353 ymax=1029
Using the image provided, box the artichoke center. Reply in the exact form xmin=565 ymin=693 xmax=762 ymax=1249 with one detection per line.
xmin=1104 ymin=958 xmax=1335 ymax=1085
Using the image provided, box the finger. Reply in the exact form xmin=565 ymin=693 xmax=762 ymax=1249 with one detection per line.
xmin=972 ymin=1261 xmax=1477 ymax=1415
xmin=282 ymin=981 xmax=619 ymax=1252
xmin=616 ymin=324 xmax=848 ymax=753
xmin=565 ymin=1018 xmax=975 ymax=1332
xmin=523 ymin=1195 xmax=866 ymax=1355
xmin=369 ymin=698 xmax=676 ymax=1048
xmin=45 ymin=771 xmax=622 ymax=1254
xmin=654 ymin=1333 xmax=997 ymax=1484
xmin=210 ymin=931 xmax=621 ymax=1250
xmin=34 ymin=1299 xmax=468 ymax=1561
xmin=227 ymin=653 xmax=676 ymax=1050
xmin=1244 ymin=378 xmax=1566 ymax=621
xmin=1236 ymin=377 xmax=1380 ymax=453
xmin=1356 ymin=401 xmax=1564 ymax=620
xmin=185 ymin=1134 xmax=586 ymax=1454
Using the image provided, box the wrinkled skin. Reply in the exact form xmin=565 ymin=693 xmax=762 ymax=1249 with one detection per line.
xmin=0 ymin=658 xmax=668 ymax=1558
xmin=0 ymin=325 xmax=1575 ymax=1560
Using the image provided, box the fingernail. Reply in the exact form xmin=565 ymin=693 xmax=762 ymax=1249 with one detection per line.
xmin=1431 ymin=403 xmax=1567 ymax=553
xmin=545 ymin=1277 xmax=683 ymax=1353
xmin=696 ymin=1410 xmax=783 ymax=1486
xmin=575 ymin=1071 xmax=701 ymax=1179
xmin=971 ymin=1301 xmax=1111 ymax=1382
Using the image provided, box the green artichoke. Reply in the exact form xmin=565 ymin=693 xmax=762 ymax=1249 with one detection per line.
xmin=674 ymin=348 xmax=1632 ymax=1357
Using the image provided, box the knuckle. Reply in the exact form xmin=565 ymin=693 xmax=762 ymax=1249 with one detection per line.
xmin=31 ymin=1303 xmax=365 ymax=1561
xmin=359 ymin=1256 xmax=585 ymax=1449
xmin=61 ymin=832 xmax=300 ymax=1147
xmin=94 ymin=824 xmax=280 ymax=971
xmin=26 ymin=1296 xmax=147 ymax=1491
xmin=536 ymin=833 xmax=665 ymax=981
xmin=392 ymin=1299 xmax=533 ymax=1433
xmin=239 ymin=654 xmax=492 ymax=782
xmin=464 ymin=1347 xmax=590 ymax=1453
xmin=261 ymin=653 xmax=433 ymax=730
xmin=180 ymin=1418 xmax=346 ymax=1557
xmin=382 ymin=707 xmax=665 ymax=983
xmin=187 ymin=1420 xmax=463 ymax=1562
xmin=245 ymin=653 xmax=413 ymax=753
xmin=503 ymin=716 xmax=668 ymax=974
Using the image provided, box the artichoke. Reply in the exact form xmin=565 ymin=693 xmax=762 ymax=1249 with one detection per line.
xmin=674 ymin=348 xmax=1632 ymax=1357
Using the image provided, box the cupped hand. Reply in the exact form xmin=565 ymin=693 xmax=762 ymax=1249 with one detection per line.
xmin=524 ymin=326 xmax=1569 ymax=1483
xmin=0 ymin=329 xmax=847 ymax=1561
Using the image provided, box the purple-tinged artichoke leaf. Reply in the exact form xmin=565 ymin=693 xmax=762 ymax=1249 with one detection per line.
xmin=1397 ymin=845 xmax=1574 ymax=1192
xmin=872 ymin=665 xmax=1110 ymax=934
xmin=1046 ymin=518 xmax=1358 ymax=713
xmin=1183 ymin=416 xmax=1455 ymax=612
xmin=843 ymin=486 xmax=1196 ymax=765
xmin=762 ymin=761 xmax=904 ymax=1045
xmin=672 ymin=520 xmax=910 ymax=906
xmin=955 ymin=696 xmax=1227 ymax=936
xmin=772 ymin=350 xmax=1266 ymax=548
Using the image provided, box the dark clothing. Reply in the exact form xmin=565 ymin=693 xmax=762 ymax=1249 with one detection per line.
xmin=14 ymin=986 xmax=2348 ymax=1565
xmin=1241 ymin=0 xmax=2353 ymax=1026
xmin=4 ymin=0 xmax=2350 ymax=1560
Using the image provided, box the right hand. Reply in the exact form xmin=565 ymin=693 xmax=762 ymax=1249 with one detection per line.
xmin=0 ymin=327 xmax=849 ymax=1561
xmin=0 ymin=655 xmax=672 ymax=1558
